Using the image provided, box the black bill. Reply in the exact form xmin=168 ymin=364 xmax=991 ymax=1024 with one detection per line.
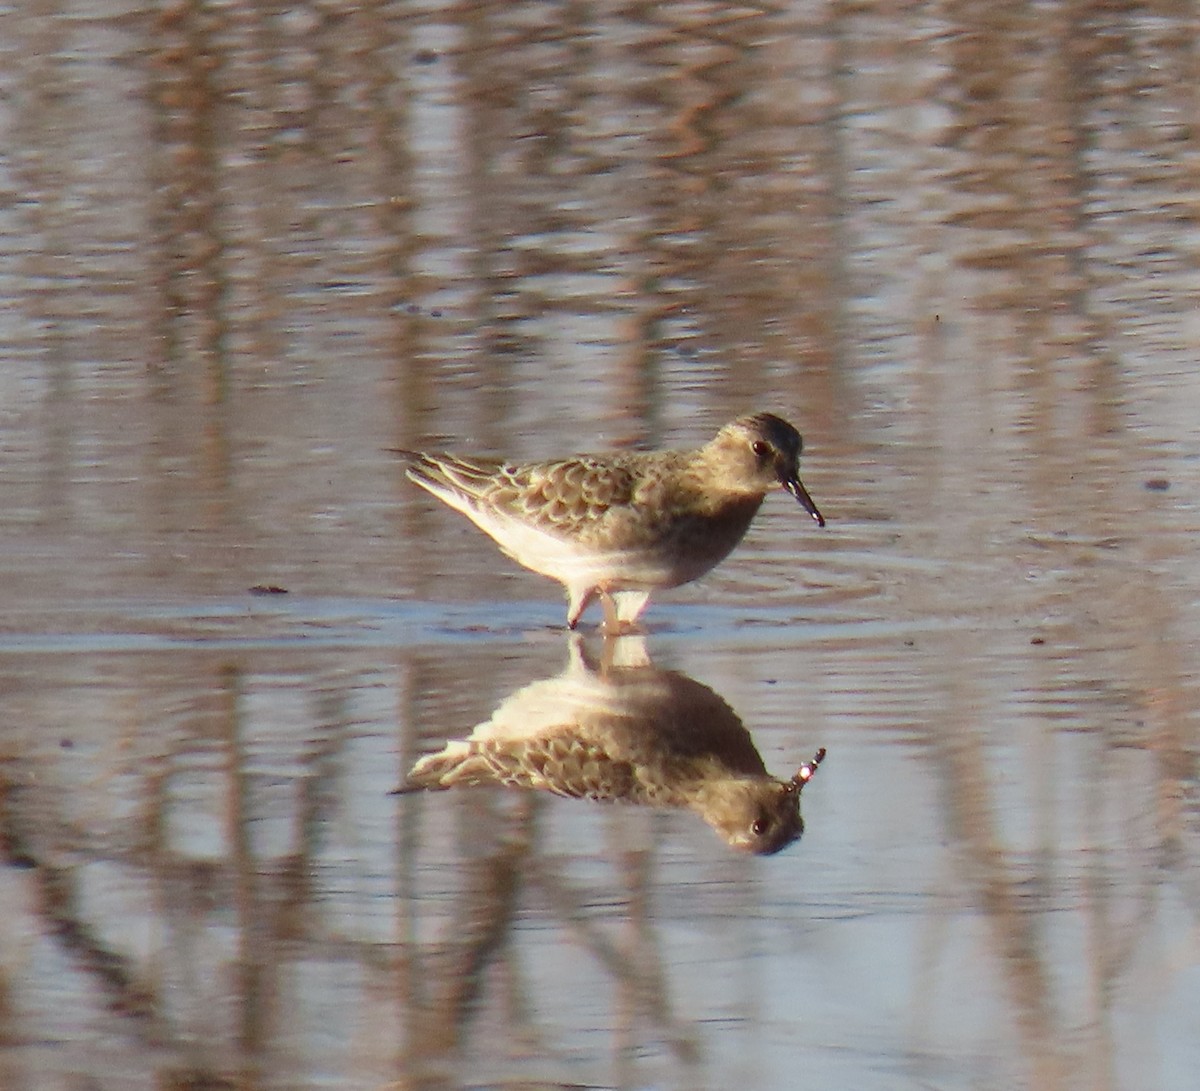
xmin=783 ymin=475 xmax=826 ymax=527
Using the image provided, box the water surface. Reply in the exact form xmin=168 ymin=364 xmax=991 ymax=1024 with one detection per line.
xmin=1 ymin=3 xmax=1198 ymax=1090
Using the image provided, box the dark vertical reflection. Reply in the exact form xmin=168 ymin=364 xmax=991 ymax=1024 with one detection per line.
xmin=145 ymin=1 xmax=234 ymax=521
xmin=9 ymin=5 xmax=85 ymax=532
xmin=427 ymin=799 xmax=533 ymax=1054
xmin=935 ymin=714 xmax=1067 ymax=1091
xmin=392 ymin=659 xmax=426 ymax=1087
xmin=457 ymin=1 xmax=518 ymax=449
xmin=220 ymin=663 xmax=266 ymax=1087
xmin=372 ymin=5 xmax=435 ymax=452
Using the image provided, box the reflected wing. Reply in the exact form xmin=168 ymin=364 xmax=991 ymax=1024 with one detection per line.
xmin=401 ymin=731 xmax=640 ymax=802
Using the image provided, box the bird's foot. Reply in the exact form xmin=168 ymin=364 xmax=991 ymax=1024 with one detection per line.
xmin=600 ymin=620 xmax=643 ymax=637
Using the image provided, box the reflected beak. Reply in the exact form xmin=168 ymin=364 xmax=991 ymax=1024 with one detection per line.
xmin=782 ymin=473 xmax=826 ymax=527
xmin=789 ymin=747 xmax=826 ymax=792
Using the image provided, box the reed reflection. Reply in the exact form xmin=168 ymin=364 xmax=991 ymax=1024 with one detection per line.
xmin=397 ymin=638 xmax=825 ymax=855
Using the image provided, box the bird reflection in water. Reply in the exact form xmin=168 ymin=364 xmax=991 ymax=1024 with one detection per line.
xmin=396 ymin=638 xmax=825 ymax=855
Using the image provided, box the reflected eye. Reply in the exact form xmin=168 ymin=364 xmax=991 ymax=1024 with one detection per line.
xmin=752 ymin=817 xmax=768 ymax=836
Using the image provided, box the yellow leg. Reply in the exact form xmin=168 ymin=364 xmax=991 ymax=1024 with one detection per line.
xmin=599 ymin=590 xmax=622 ymax=635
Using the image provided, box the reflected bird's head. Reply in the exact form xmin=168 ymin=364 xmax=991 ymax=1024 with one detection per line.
xmin=702 ymin=748 xmax=826 ymax=856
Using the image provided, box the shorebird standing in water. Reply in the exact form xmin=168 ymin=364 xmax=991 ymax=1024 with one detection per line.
xmin=395 ymin=412 xmax=825 ymax=633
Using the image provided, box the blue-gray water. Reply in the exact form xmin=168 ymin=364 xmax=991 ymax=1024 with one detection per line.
xmin=1 ymin=3 xmax=1198 ymax=1089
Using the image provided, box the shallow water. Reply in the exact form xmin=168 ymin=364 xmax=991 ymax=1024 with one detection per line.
xmin=2 ymin=3 xmax=1199 ymax=1089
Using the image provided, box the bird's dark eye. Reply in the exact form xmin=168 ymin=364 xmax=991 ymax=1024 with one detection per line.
xmin=752 ymin=817 xmax=768 ymax=836
xmin=751 ymin=440 xmax=771 ymax=461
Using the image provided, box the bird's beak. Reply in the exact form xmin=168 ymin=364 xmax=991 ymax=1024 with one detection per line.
xmin=782 ymin=472 xmax=826 ymax=527
xmin=788 ymin=747 xmax=826 ymax=792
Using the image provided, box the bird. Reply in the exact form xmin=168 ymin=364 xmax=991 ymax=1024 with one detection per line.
xmin=395 ymin=412 xmax=825 ymax=632
xmin=394 ymin=636 xmax=827 ymax=855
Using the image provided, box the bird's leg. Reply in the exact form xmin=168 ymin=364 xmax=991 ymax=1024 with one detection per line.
xmin=599 ymin=589 xmax=622 ymax=636
xmin=566 ymin=587 xmax=596 ymax=630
